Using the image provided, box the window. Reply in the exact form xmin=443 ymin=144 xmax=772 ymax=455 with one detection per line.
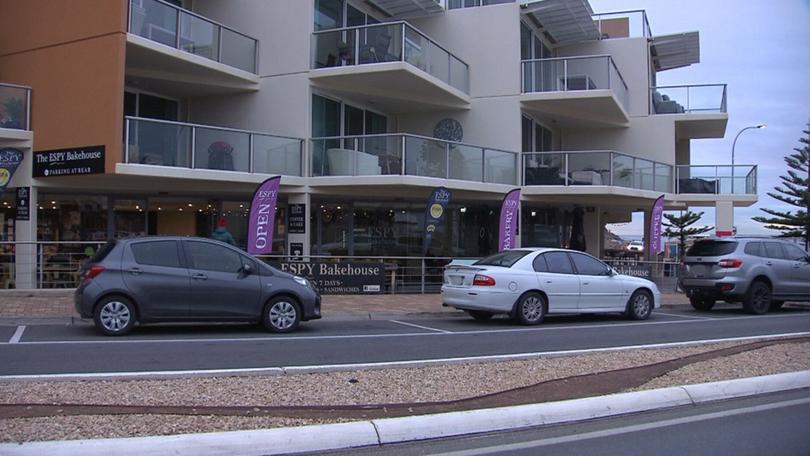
xmin=783 ymin=244 xmax=809 ymax=261
xmin=131 ymin=241 xmax=181 ymax=268
xmin=544 ymin=251 xmax=574 ymax=274
xmin=532 ymin=253 xmax=549 ymax=272
xmin=570 ymin=253 xmax=609 ymax=275
xmin=764 ymin=242 xmax=786 ymax=260
xmin=744 ymin=242 xmax=763 ymax=257
xmin=474 ymin=250 xmax=531 ymax=267
xmin=186 ymin=241 xmax=243 ymax=273
xmin=521 ymin=115 xmax=552 ymax=152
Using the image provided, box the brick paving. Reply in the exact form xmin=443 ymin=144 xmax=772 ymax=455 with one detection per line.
xmin=0 ymin=290 xmax=691 ymax=319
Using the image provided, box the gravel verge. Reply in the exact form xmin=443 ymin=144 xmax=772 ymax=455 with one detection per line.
xmin=1 ymin=339 xmax=809 ymax=443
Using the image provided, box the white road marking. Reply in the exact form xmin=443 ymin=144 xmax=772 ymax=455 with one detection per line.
xmin=427 ymin=397 xmax=810 ymax=456
xmin=655 ymin=311 xmax=714 ymax=320
xmin=2 ymin=332 xmax=808 ymax=381
xmin=8 ymin=326 xmax=25 ymax=344
xmin=389 ymin=320 xmax=452 ymax=334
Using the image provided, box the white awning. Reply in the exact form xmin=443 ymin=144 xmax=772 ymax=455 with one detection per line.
xmin=369 ymin=0 xmax=444 ymax=19
xmin=651 ymin=32 xmax=700 ymax=71
xmin=521 ymin=0 xmax=600 ymax=45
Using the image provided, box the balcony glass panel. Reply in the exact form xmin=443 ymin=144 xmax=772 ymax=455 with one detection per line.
xmin=253 ymin=136 xmax=303 ymax=176
xmin=427 ymin=41 xmax=451 ymax=85
xmin=450 ymin=56 xmax=469 ymax=93
xmin=193 ymin=128 xmax=250 ymax=172
xmin=358 ymin=23 xmax=403 ymax=64
xmin=405 ymin=136 xmax=447 ymax=178
xmin=131 ymin=0 xmax=178 ymax=48
xmin=127 ymin=118 xmax=191 ymax=167
xmin=485 ymin=150 xmax=517 ymax=185
xmin=635 ymin=159 xmax=654 ymax=190
xmin=568 ymin=152 xmax=611 ymax=186
xmin=220 ymin=28 xmax=256 ymax=73
xmin=654 ymin=163 xmax=672 ymax=193
xmin=592 ymin=10 xmax=652 ymax=39
xmin=522 ymin=56 xmax=628 ymax=110
xmin=313 ymin=28 xmax=357 ymax=68
xmin=650 ymin=85 xmax=727 ymax=114
xmin=179 ymin=12 xmax=220 ymax=61
xmin=612 ymin=153 xmax=634 ymax=188
xmin=311 ymin=137 xmax=342 ymax=176
xmin=524 ymin=153 xmax=566 ymax=185
xmin=449 ymin=144 xmax=482 ymax=181
xmin=404 ymin=27 xmax=428 ymax=73
xmin=0 ymin=83 xmax=30 ymax=130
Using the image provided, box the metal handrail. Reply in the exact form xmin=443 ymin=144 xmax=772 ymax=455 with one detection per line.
xmin=653 ymin=83 xmax=728 ymax=89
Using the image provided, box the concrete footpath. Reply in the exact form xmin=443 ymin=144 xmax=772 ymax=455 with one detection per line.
xmin=0 ymin=289 xmax=693 ymax=322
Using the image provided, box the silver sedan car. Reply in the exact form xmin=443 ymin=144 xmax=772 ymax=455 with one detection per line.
xmin=442 ymin=248 xmax=661 ymax=324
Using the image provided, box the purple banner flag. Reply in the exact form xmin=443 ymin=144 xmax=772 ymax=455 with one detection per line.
xmin=498 ymin=189 xmax=521 ymax=252
xmin=648 ymin=195 xmax=665 ymax=256
xmin=247 ymin=176 xmax=281 ymax=255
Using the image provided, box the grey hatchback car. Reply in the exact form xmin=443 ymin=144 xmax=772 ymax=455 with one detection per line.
xmin=680 ymin=237 xmax=810 ymax=314
xmin=75 ymin=237 xmax=321 ymax=335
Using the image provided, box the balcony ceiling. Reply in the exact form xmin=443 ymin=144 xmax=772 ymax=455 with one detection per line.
xmin=521 ymin=90 xmax=629 ymax=128
xmin=125 ymin=35 xmax=259 ymax=97
xmin=368 ymin=0 xmax=444 ymax=19
xmin=309 ymin=62 xmax=470 ymax=113
xmin=651 ymin=32 xmax=700 ymax=71
xmin=521 ymin=0 xmax=600 ymax=45
xmin=674 ymin=113 xmax=728 ymax=139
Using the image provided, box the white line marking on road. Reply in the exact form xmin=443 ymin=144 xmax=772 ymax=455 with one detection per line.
xmin=655 ymin=311 xmax=714 ymax=320
xmin=2 ymin=332 xmax=809 ymax=381
xmin=427 ymin=397 xmax=810 ymax=456
xmin=8 ymin=326 xmax=25 ymax=344
xmin=389 ymin=320 xmax=452 ymax=333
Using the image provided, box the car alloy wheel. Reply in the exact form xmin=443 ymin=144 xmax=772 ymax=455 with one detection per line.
xmin=627 ymin=290 xmax=652 ymax=320
xmin=94 ymin=296 xmax=136 ymax=336
xmin=264 ymin=297 xmax=301 ymax=333
xmin=516 ymin=292 xmax=545 ymax=325
xmin=744 ymin=281 xmax=771 ymax=315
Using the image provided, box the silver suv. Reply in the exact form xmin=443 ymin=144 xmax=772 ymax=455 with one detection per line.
xmin=680 ymin=238 xmax=810 ymax=314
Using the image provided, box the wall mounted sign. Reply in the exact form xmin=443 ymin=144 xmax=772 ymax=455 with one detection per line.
xmin=288 ymin=203 xmax=306 ymax=234
xmin=0 ymin=148 xmax=23 ymax=191
xmin=278 ymin=262 xmax=385 ymax=294
xmin=15 ymin=186 xmax=29 ymax=221
xmin=33 ymin=145 xmax=105 ymax=177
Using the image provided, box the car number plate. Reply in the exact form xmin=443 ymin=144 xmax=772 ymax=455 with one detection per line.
xmin=449 ymin=275 xmax=464 ymax=285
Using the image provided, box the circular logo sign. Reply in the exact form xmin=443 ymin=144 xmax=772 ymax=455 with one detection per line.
xmin=430 ymin=203 xmax=443 ymax=219
xmin=0 ymin=169 xmax=9 ymax=186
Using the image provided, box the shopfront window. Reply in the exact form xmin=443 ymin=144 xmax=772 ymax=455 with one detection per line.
xmin=38 ymin=195 xmax=107 ymax=241
xmin=113 ymin=199 xmax=147 ymax=239
xmin=521 ymin=207 xmax=563 ymax=248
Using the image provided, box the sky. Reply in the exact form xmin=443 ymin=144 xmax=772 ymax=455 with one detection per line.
xmin=591 ymin=0 xmax=810 ymax=237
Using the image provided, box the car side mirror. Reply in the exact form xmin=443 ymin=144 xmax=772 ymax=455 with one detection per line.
xmin=607 ymin=267 xmax=616 ymax=276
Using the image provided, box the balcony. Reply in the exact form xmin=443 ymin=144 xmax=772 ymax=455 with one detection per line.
xmin=523 ymin=151 xmax=673 ymax=194
xmin=0 ymin=83 xmax=31 ymax=137
xmin=123 ymin=117 xmax=304 ymax=178
xmin=126 ymin=0 xmax=259 ymax=96
xmin=311 ymin=134 xmax=517 ymax=185
xmin=311 ymin=22 xmax=470 ymax=113
xmin=676 ymin=165 xmax=757 ymax=195
xmin=650 ymin=84 xmax=728 ymax=138
xmin=592 ymin=10 xmax=652 ymax=39
xmin=521 ymin=56 xmax=630 ymax=127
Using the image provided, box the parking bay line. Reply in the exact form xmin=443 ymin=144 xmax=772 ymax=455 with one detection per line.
xmin=654 ymin=311 xmax=715 ymax=320
xmin=389 ymin=320 xmax=453 ymax=333
xmin=8 ymin=326 xmax=25 ymax=344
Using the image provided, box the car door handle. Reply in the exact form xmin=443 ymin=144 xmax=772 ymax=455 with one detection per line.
xmin=582 ymin=282 xmax=590 ymax=286
xmin=192 ymin=273 xmax=207 ymax=280
xmin=765 ymin=262 xmax=773 ymax=266
xmin=129 ymin=267 xmax=143 ymax=275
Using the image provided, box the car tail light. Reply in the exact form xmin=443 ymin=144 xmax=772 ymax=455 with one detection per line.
xmin=85 ymin=265 xmax=105 ymax=280
xmin=473 ymin=274 xmax=496 ymax=286
xmin=718 ymin=259 xmax=742 ymax=268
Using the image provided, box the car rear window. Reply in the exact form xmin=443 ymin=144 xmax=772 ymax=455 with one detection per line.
xmin=686 ymin=240 xmax=738 ymax=257
xmin=474 ymin=250 xmax=531 ymax=267
xmin=131 ymin=241 xmax=181 ymax=268
xmin=90 ymin=241 xmax=116 ymax=263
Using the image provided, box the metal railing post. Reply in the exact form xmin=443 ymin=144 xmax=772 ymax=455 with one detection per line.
xmin=248 ymin=133 xmax=254 ymax=173
xmin=175 ymin=10 xmax=182 ymax=50
xmin=354 ymin=29 xmax=360 ymax=65
xmin=217 ymin=25 xmax=223 ymax=63
xmin=401 ymin=135 xmax=407 ymax=175
xmin=445 ymin=142 xmax=450 ymax=179
xmin=124 ymin=118 xmax=131 ymax=163
xmin=190 ymin=127 xmax=196 ymax=169
xmin=481 ymin=148 xmax=486 ymax=182
xmin=610 ymin=152 xmax=614 ymax=186
xmin=421 ymin=259 xmax=425 ymax=294
xmin=563 ymin=59 xmax=568 ymax=91
xmin=686 ymin=86 xmax=691 ymax=113
xmin=25 ymin=88 xmax=31 ymax=130
xmin=564 ymin=153 xmax=569 ymax=185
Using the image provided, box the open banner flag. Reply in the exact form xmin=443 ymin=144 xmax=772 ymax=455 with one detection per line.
xmin=498 ymin=189 xmax=521 ymax=252
xmin=247 ymin=176 xmax=281 ymax=255
xmin=648 ymin=195 xmax=665 ymax=256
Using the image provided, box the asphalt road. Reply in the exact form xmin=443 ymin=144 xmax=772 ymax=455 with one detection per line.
xmin=1 ymin=308 xmax=809 ymax=376
xmin=319 ymin=389 xmax=810 ymax=456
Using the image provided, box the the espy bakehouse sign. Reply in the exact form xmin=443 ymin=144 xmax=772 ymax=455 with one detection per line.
xmin=33 ymin=145 xmax=105 ymax=177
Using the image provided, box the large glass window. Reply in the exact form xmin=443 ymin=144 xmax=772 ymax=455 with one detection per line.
xmin=314 ymin=0 xmax=342 ymax=30
xmin=113 ymin=199 xmax=147 ymax=239
xmin=521 ymin=208 xmax=562 ymax=248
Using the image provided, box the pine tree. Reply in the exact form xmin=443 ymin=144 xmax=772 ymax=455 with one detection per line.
xmin=663 ymin=211 xmax=713 ymax=261
xmin=752 ymin=123 xmax=810 ymax=250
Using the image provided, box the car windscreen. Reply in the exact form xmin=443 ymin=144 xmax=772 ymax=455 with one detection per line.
xmin=686 ymin=240 xmax=738 ymax=257
xmin=473 ymin=250 xmax=531 ymax=267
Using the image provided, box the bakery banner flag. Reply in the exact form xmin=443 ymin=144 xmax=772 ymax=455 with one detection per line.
xmin=247 ymin=176 xmax=281 ymax=255
xmin=423 ymin=186 xmax=451 ymax=254
xmin=0 ymin=148 xmax=23 ymax=193
xmin=498 ymin=189 xmax=521 ymax=252
xmin=648 ymin=195 xmax=665 ymax=256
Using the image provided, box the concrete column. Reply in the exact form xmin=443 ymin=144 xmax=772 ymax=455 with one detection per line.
xmin=715 ymin=200 xmax=734 ymax=236
xmin=15 ymin=186 xmax=37 ymax=289
xmin=287 ymin=192 xmax=310 ymax=257
xmin=583 ymin=207 xmax=602 ymax=258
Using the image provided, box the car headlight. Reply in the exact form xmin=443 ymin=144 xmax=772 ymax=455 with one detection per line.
xmin=293 ymin=276 xmax=311 ymax=288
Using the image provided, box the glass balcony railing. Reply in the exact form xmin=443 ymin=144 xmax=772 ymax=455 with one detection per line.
xmin=125 ymin=117 xmax=304 ymax=176
xmin=592 ymin=10 xmax=652 ymax=39
xmin=0 ymin=83 xmax=31 ymax=131
xmin=128 ymin=0 xmax=258 ymax=73
xmin=312 ymin=22 xmax=470 ymax=94
xmin=311 ymin=134 xmax=518 ymax=184
xmin=523 ymin=151 xmax=673 ymax=193
xmin=676 ymin=165 xmax=757 ymax=195
xmin=650 ymin=84 xmax=727 ymax=114
xmin=521 ymin=55 xmax=629 ymax=110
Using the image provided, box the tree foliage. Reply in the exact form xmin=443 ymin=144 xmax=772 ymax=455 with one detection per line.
xmin=663 ymin=210 xmax=713 ymax=261
xmin=752 ymin=123 xmax=810 ymax=250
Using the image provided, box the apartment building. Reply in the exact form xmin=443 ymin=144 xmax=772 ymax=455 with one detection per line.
xmin=0 ymin=0 xmax=756 ymax=289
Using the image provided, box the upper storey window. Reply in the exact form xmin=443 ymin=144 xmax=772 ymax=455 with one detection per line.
xmin=315 ymin=0 xmax=380 ymax=31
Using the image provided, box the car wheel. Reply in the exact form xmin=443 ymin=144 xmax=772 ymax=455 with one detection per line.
xmin=466 ymin=310 xmax=494 ymax=321
xmin=627 ymin=290 xmax=653 ymax=320
xmin=689 ymin=297 xmax=715 ymax=311
xmin=94 ymin=296 xmax=136 ymax=336
xmin=743 ymin=281 xmax=771 ymax=315
xmin=263 ymin=296 xmax=301 ymax=333
xmin=769 ymin=300 xmax=785 ymax=311
xmin=514 ymin=292 xmax=546 ymax=325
